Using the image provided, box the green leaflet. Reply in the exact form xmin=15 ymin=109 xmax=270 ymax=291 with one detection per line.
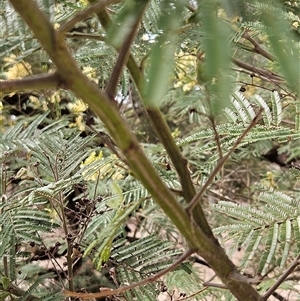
xmin=260 ymin=1 xmax=300 ymax=94
xmin=0 ymin=277 xmax=10 ymax=290
xmin=107 ymin=0 xmax=150 ymax=48
xmin=213 ymin=187 xmax=300 ymax=274
xmin=143 ymin=0 xmax=186 ymax=107
xmin=84 ymin=197 xmax=145 ymax=269
xmin=200 ymin=0 xmax=232 ymax=116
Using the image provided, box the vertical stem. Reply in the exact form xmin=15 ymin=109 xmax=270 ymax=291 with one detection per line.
xmin=93 ymin=4 xmax=213 ymax=237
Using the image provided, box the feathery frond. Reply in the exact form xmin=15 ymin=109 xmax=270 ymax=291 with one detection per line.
xmin=213 ymin=186 xmax=300 ymax=274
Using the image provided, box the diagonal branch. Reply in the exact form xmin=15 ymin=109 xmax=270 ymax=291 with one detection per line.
xmin=87 ymin=2 xmax=145 ymax=91
xmin=58 ymin=0 xmax=119 ymax=34
xmin=105 ymin=1 xmax=150 ymax=101
xmin=146 ymin=107 xmax=213 ymax=237
xmin=242 ymin=31 xmax=276 ymax=62
xmin=63 ymin=248 xmax=195 ymax=299
xmin=186 ymin=108 xmax=263 ymax=214
xmin=232 ymin=67 xmax=283 ymax=84
xmin=232 ymin=57 xmax=284 ymax=82
xmin=8 ymin=0 xmax=201 ymax=255
xmin=263 ymin=253 xmax=300 ymax=300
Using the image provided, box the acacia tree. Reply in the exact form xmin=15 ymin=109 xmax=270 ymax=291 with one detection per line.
xmin=0 ymin=0 xmax=299 ymax=300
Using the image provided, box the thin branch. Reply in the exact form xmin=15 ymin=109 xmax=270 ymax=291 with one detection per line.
xmin=285 ymin=274 xmax=300 ymax=281
xmin=232 ymin=58 xmax=284 ymax=82
xmin=272 ymin=292 xmax=288 ymax=301
xmin=58 ymin=0 xmax=119 ymax=34
xmin=86 ymin=124 xmax=128 ymax=163
xmin=89 ymin=2 xmax=146 ymax=91
xmin=203 ymin=282 xmax=227 ymax=289
xmin=174 ymin=287 xmax=209 ymax=301
xmin=146 ymin=107 xmax=213 ymax=237
xmin=231 ymin=67 xmax=283 ymax=84
xmin=242 ymin=31 xmax=276 ymax=62
xmin=66 ymin=31 xmax=106 ymax=41
xmin=146 ymin=111 xmax=195 ymax=199
xmin=237 ymin=80 xmax=278 ymax=92
xmin=263 ymin=253 xmax=300 ymax=300
xmin=0 ymin=72 xmax=60 ymax=93
xmin=63 ymin=248 xmax=195 ymax=299
xmin=105 ymin=1 xmax=150 ymax=101
xmin=57 ymin=192 xmax=75 ymax=292
xmin=186 ymin=108 xmax=263 ymax=214
xmin=210 ymin=115 xmax=223 ymax=159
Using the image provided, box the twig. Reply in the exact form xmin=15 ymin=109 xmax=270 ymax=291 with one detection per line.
xmin=263 ymin=253 xmax=300 ymax=300
xmin=66 ymin=32 xmax=105 ymax=41
xmin=58 ymin=0 xmax=119 ymax=34
xmin=203 ymin=281 xmax=227 ymax=289
xmin=37 ymin=238 xmax=67 ymax=288
xmin=237 ymin=80 xmax=278 ymax=93
xmin=232 ymin=67 xmax=282 ymax=84
xmin=86 ymin=124 xmax=127 ymax=164
xmin=88 ymin=1 xmax=145 ymax=89
xmin=146 ymin=108 xmax=213 ymax=237
xmin=173 ymin=287 xmax=209 ymax=301
xmin=204 ymin=272 xmax=218 ymax=284
xmin=210 ymin=116 xmax=223 ymax=159
xmin=186 ymin=108 xmax=263 ymax=214
xmin=64 ymin=248 xmax=195 ymax=299
xmin=242 ymin=31 xmax=276 ymax=62
xmin=232 ymin=58 xmax=284 ymax=82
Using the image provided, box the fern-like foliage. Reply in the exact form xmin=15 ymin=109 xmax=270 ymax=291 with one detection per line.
xmin=109 ymin=235 xmax=205 ymax=301
xmin=213 ymin=185 xmax=300 ymax=275
xmin=0 ymin=115 xmax=97 ymax=299
xmin=83 ymin=194 xmax=145 ymax=269
xmin=0 ymin=112 xmax=67 ymax=153
xmin=175 ymin=91 xmax=299 ymax=182
xmin=1 ymin=0 xmax=299 ymax=300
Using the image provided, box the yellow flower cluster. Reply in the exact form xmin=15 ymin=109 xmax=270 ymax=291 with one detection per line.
xmin=67 ymin=99 xmax=88 ymax=114
xmin=173 ymin=51 xmax=197 ymax=92
xmin=3 ymin=55 xmax=31 ymax=79
xmin=80 ymin=151 xmax=124 ymax=181
xmin=79 ymin=0 xmax=89 ymax=6
xmin=82 ymin=66 xmax=97 ymax=82
xmin=260 ymin=171 xmax=278 ymax=189
xmin=68 ymin=99 xmax=88 ymax=131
